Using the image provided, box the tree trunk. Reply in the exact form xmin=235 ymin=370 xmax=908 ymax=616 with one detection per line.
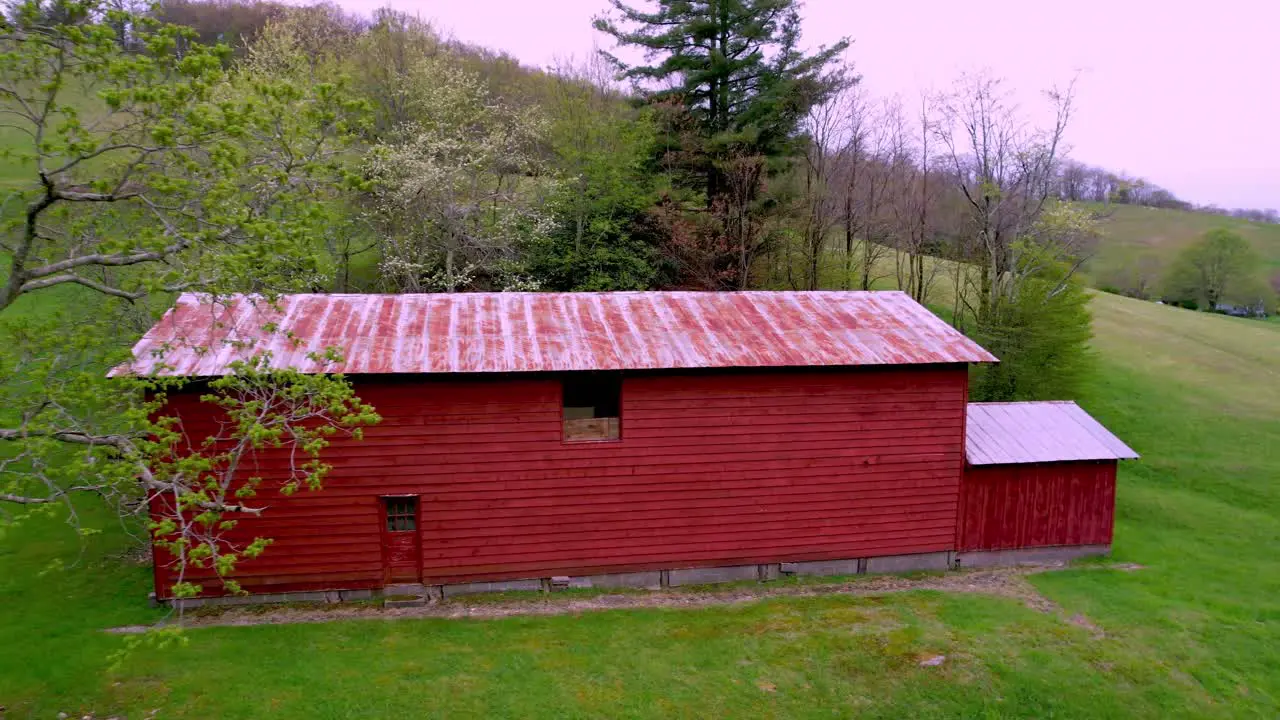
xmin=860 ymin=235 xmax=872 ymax=291
xmin=843 ymin=192 xmax=853 ymax=290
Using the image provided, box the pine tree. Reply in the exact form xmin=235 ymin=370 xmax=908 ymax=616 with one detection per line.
xmin=594 ymin=0 xmax=849 ymax=203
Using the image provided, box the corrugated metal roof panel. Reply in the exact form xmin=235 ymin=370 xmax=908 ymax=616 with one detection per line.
xmin=112 ymin=291 xmax=997 ymax=377
xmin=965 ymin=401 xmax=1139 ymax=465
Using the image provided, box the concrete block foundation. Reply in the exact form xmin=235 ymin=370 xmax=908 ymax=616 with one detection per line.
xmin=865 ymin=551 xmax=953 ymax=574
xmin=781 ymin=558 xmax=864 ymax=576
xmin=384 ymin=595 xmax=428 ymax=608
xmin=441 ymin=578 xmax=543 ymax=598
xmin=667 ymin=564 xmax=760 ymax=587
xmin=156 ymin=545 xmax=1109 ymax=608
xmin=955 ymin=544 xmax=1109 ymax=569
xmin=757 ymin=563 xmax=782 ymax=582
xmin=568 ymin=571 xmax=663 ymax=589
xmin=167 ymin=586 xmax=382 ymax=609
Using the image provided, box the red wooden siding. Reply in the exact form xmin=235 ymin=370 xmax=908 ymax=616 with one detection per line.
xmin=957 ymin=461 xmax=1117 ymax=552
xmin=152 ymin=365 xmax=969 ymax=598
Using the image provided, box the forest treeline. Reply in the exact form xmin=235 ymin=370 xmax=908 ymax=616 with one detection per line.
xmin=3 ymin=0 xmax=1276 ymax=401
xmin=1053 ymin=160 xmax=1279 ymax=223
xmin=148 ymin=0 xmax=1279 ymax=225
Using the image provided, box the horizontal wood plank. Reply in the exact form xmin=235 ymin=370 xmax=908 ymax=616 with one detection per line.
xmin=154 ymin=367 xmax=970 ymax=598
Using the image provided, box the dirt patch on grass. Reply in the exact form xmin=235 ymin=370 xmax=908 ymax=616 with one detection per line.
xmin=123 ymin=562 xmax=1139 ymax=631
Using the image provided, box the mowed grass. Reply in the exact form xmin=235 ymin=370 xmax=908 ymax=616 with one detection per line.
xmin=0 ymin=518 xmax=1227 ymax=719
xmin=1087 ymin=202 xmax=1280 ymax=278
xmin=1089 ymin=291 xmax=1280 ymax=416
xmin=2 ymin=289 xmax=1279 ymax=717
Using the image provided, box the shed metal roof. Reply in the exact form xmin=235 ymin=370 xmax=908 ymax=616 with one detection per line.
xmin=112 ymin=291 xmax=996 ymax=377
xmin=965 ymin=401 xmax=1139 ymax=466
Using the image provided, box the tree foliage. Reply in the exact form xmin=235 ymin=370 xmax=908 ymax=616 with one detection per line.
xmin=0 ymin=0 xmax=369 ymax=311
xmin=595 ymin=0 xmax=848 ymax=201
xmin=364 ymin=55 xmax=555 ymax=292
xmin=593 ymin=0 xmax=850 ymax=290
xmin=521 ymin=60 xmax=666 ymax=291
xmin=967 ymin=204 xmax=1097 ymax=401
xmin=969 ymin=245 xmax=1094 ymax=402
xmin=146 ymin=349 xmax=378 ymax=598
xmin=0 ymin=0 xmax=377 ymax=598
xmin=1163 ymin=228 xmax=1269 ymax=311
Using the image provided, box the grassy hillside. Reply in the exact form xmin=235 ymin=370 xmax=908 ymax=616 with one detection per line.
xmin=1090 ymin=291 xmax=1279 ymax=415
xmin=1088 ymin=202 xmax=1280 ymax=281
xmin=2 ymin=289 xmax=1279 ymax=717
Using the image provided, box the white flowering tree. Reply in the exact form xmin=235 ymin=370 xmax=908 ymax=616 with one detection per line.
xmin=366 ymin=56 xmax=557 ymax=292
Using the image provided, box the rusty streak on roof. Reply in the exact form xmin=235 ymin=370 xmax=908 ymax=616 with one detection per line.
xmin=965 ymin=401 xmax=1139 ymax=466
xmin=112 ymin=291 xmax=997 ymax=377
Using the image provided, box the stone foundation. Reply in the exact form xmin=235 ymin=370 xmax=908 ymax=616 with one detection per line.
xmin=169 ymin=587 xmax=373 ymax=610
xmin=667 ymin=564 xmax=763 ymax=587
xmin=955 ymin=544 xmax=1109 ymax=569
xmin=442 ymin=578 xmax=543 ymax=598
xmin=160 ymin=546 xmax=1107 ymax=608
xmin=566 ymin=571 xmax=662 ymax=590
xmin=865 ymin=551 xmax=953 ymax=573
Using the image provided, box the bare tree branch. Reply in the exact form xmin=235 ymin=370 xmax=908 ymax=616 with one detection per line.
xmin=17 ymin=273 xmax=147 ymax=299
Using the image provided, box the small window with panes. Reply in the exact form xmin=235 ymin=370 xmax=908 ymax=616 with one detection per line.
xmin=384 ymin=497 xmax=417 ymax=532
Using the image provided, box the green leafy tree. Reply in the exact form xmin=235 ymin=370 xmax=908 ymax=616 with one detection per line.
xmin=969 ymin=242 xmax=1094 ymax=401
xmin=1163 ymin=228 xmax=1266 ymax=311
xmin=242 ymin=9 xmax=380 ymax=291
xmin=594 ymin=0 xmax=849 ymax=202
xmin=966 ymin=204 xmax=1097 ymax=401
xmin=521 ymin=60 xmax=665 ymax=290
xmin=365 ymin=55 xmax=555 ymax=292
xmin=0 ymin=0 xmax=377 ymax=598
xmin=144 ymin=350 xmax=378 ymax=599
xmin=347 ymin=9 xmax=443 ymax=136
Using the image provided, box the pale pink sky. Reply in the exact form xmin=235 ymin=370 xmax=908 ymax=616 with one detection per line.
xmin=337 ymin=0 xmax=1279 ymax=210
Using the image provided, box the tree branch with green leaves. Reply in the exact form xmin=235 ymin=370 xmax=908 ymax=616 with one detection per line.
xmin=0 ymin=0 xmax=378 ymax=602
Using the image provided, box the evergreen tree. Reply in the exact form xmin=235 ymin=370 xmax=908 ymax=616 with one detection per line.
xmin=594 ymin=0 xmax=849 ymax=203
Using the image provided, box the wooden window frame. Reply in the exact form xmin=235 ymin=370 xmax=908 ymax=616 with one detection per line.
xmin=561 ymin=373 xmax=622 ymax=444
xmin=383 ymin=495 xmax=418 ymax=532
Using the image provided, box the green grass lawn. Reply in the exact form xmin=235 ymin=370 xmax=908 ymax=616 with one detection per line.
xmin=2 ymin=290 xmax=1279 ymax=718
xmin=1087 ymin=202 xmax=1280 ymax=280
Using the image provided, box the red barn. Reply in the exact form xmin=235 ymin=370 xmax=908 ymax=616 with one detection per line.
xmin=118 ymin=291 xmax=1136 ymax=605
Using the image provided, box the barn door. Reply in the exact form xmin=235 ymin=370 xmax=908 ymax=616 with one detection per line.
xmin=380 ymin=496 xmax=421 ymax=584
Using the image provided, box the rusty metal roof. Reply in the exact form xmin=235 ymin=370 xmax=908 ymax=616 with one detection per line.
xmin=966 ymin=401 xmax=1138 ymax=466
xmin=113 ymin=291 xmax=996 ymax=377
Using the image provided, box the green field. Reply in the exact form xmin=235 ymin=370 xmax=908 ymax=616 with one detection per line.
xmin=1088 ymin=202 xmax=1280 ymax=280
xmin=2 ymin=288 xmax=1278 ymax=718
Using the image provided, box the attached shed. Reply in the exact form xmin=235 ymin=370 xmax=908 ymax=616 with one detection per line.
xmin=957 ymin=401 xmax=1139 ymax=567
